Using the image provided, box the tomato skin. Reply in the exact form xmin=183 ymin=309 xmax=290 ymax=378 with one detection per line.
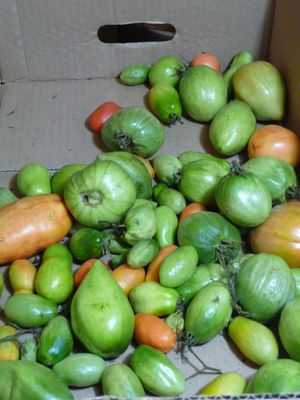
xmin=17 ymin=163 xmax=51 ymax=196
xmin=279 ymin=296 xmax=300 ymax=362
xmin=9 ymin=259 xmax=37 ymax=292
xmin=148 ymin=83 xmax=182 ymax=124
xmin=134 ymin=314 xmax=176 ymax=353
xmin=0 ymin=325 xmax=19 ymax=361
xmin=199 ymin=371 xmax=246 ymax=395
xmin=111 ymin=263 xmax=145 ymax=295
xmin=190 ymin=52 xmax=221 ymax=72
xmin=179 ymin=202 xmax=206 ymax=223
xmin=249 ymin=200 xmax=300 ymax=268
xmin=74 ymin=258 xmax=110 ymax=288
xmin=148 ymin=55 xmax=185 ymax=87
xmin=248 ymin=124 xmax=300 ymax=167
xmin=87 ymin=101 xmax=122 ymax=135
xmin=145 ymin=244 xmax=177 ymax=282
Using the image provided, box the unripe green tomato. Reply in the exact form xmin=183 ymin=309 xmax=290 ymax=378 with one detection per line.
xmin=0 ymin=272 xmax=3 ymax=298
xmin=17 ymin=163 xmax=51 ymax=196
xmin=152 ymin=154 xmax=182 ymax=186
xmin=119 ymin=64 xmax=150 ymax=86
xmin=148 ymin=83 xmax=182 ymax=124
xmin=127 ymin=238 xmax=159 ymax=268
xmin=154 ymin=205 xmax=178 ymax=248
xmin=156 ymin=187 xmax=186 ymax=215
xmin=148 ymin=55 xmax=185 ymax=87
xmin=51 ymin=163 xmax=86 ymax=196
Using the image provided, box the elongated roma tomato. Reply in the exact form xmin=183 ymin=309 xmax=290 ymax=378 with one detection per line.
xmin=112 ymin=263 xmax=145 ymax=295
xmin=134 ymin=313 xmax=176 ymax=353
xmin=87 ymin=101 xmax=122 ymax=135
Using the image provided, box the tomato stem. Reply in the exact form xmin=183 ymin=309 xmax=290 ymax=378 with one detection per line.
xmin=0 ymin=327 xmax=41 ymax=346
xmin=81 ymin=190 xmax=103 ymax=207
xmin=285 ymin=185 xmax=300 ymax=201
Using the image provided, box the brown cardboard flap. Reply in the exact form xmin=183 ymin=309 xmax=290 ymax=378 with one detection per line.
xmin=269 ymin=0 xmax=300 ymax=134
xmin=1 ymin=0 xmax=274 ymax=81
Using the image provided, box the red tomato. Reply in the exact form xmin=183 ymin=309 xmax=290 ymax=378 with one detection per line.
xmin=87 ymin=101 xmax=122 ymax=135
xmin=190 ymin=52 xmax=221 ymax=72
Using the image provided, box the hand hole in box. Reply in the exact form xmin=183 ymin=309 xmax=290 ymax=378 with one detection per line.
xmin=98 ymin=22 xmax=176 ymax=43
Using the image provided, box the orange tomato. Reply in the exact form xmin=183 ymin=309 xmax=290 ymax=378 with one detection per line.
xmin=190 ymin=52 xmax=221 ymax=72
xmin=179 ymin=202 xmax=207 ymax=223
xmin=74 ymin=258 xmax=110 ymax=288
xmin=87 ymin=101 xmax=122 ymax=135
xmin=248 ymin=124 xmax=300 ymax=167
xmin=8 ymin=259 xmax=37 ymax=292
xmin=111 ymin=263 xmax=145 ymax=295
xmin=145 ymin=244 xmax=177 ymax=282
xmin=134 ymin=313 xmax=176 ymax=353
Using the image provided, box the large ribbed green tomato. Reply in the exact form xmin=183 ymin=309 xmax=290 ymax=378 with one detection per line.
xmin=101 ymin=106 xmax=165 ymax=157
xmin=64 ymin=159 xmax=136 ymax=228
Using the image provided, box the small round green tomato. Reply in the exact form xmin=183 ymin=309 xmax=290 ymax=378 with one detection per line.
xmin=17 ymin=163 xmax=51 ymax=196
xmin=119 ymin=64 xmax=150 ymax=86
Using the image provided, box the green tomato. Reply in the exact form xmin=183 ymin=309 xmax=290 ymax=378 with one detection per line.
xmin=68 ymin=227 xmax=108 ymax=261
xmin=243 ymin=156 xmax=297 ymax=203
xmin=122 ymin=204 xmax=157 ymax=245
xmin=17 ymin=163 xmax=51 ymax=196
xmin=0 ymin=187 xmax=18 ymax=208
xmin=51 ymin=163 xmax=86 ymax=196
xmin=215 ymin=165 xmax=272 ymax=228
xmin=64 ymin=159 xmax=137 ymax=228
xmin=177 ymin=150 xmax=218 ymax=166
xmin=179 ymin=65 xmax=227 ymax=122
xmin=279 ymin=296 xmax=300 ymax=362
xmin=235 ymin=253 xmax=296 ymax=323
xmin=209 ymin=100 xmax=256 ymax=156
xmin=148 ymin=83 xmax=182 ymax=124
xmin=156 ymin=187 xmax=186 ymax=215
xmin=223 ymin=51 xmax=253 ymax=98
xmin=119 ymin=64 xmax=150 ymax=86
xmin=177 ymin=211 xmax=241 ymax=263
xmin=154 ymin=205 xmax=178 ymax=248
xmin=101 ymin=106 xmax=165 ymax=158
xmin=127 ymin=238 xmax=159 ymax=268
xmin=291 ymin=268 xmax=300 ymax=296
xmin=130 ymin=345 xmax=185 ymax=396
xmin=152 ymin=154 xmax=182 ymax=186
xmin=148 ymin=55 xmax=185 ymax=87
xmin=179 ymin=158 xmax=230 ymax=207
xmin=129 ymin=281 xmax=179 ymax=316
xmin=184 ymin=282 xmax=232 ymax=344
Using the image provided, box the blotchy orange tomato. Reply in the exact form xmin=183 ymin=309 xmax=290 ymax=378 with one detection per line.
xmin=248 ymin=124 xmax=300 ymax=167
xmin=134 ymin=313 xmax=176 ymax=353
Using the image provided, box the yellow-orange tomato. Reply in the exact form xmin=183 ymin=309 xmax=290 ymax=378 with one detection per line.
xmin=134 ymin=155 xmax=155 ymax=179
xmin=145 ymin=244 xmax=177 ymax=282
xmin=0 ymin=325 xmax=19 ymax=360
xmin=134 ymin=313 xmax=176 ymax=353
xmin=14 ymin=288 xmax=33 ymax=295
xmin=179 ymin=202 xmax=206 ymax=223
xmin=111 ymin=263 xmax=145 ymax=295
xmin=248 ymin=124 xmax=300 ymax=167
xmin=9 ymin=259 xmax=37 ymax=292
xmin=190 ymin=52 xmax=221 ymax=72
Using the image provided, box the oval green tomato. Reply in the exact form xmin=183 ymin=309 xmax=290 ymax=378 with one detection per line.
xmin=154 ymin=205 xmax=178 ymax=248
xmin=152 ymin=154 xmax=182 ymax=186
xmin=209 ymin=100 xmax=256 ymax=156
xmin=176 ymin=263 xmax=226 ymax=304
xmin=4 ymin=294 xmax=58 ymax=328
xmin=0 ymin=360 xmax=73 ymax=400
xmin=177 ymin=150 xmax=218 ymax=166
xmin=243 ymin=156 xmax=297 ymax=203
xmin=122 ymin=204 xmax=157 ymax=245
xmin=279 ymin=296 xmax=300 ymax=362
xmin=235 ymin=253 xmax=296 ymax=323
xmin=159 ymin=245 xmax=198 ymax=287
xmin=71 ymin=260 xmax=134 ymax=359
xmin=216 ymin=168 xmax=272 ymax=227
xmin=246 ymin=359 xmax=300 ymax=393
xmin=37 ymin=316 xmax=73 ymax=367
xmin=179 ymin=158 xmax=230 ymax=207
xmin=101 ymin=106 xmax=165 ymax=158
xmin=53 ymin=353 xmax=106 ymax=388
xmin=228 ymin=316 xmax=279 ymax=366
xmin=177 ymin=211 xmax=241 ymax=263
xmin=148 ymin=55 xmax=185 ymax=87
xmin=129 ymin=281 xmax=179 ymax=316
xmin=119 ymin=64 xmax=150 ymax=86
xmin=97 ymin=151 xmax=153 ymax=199
xmin=64 ymin=159 xmax=137 ymax=228
xmin=127 ymin=238 xmax=159 ymax=268
xmin=156 ymin=187 xmax=186 ymax=215
xmin=51 ymin=163 xmax=86 ymax=196
xmin=291 ymin=268 xmax=300 ymax=296
xmin=130 ymin=345 xmax=185 ymax=396
xmin=199 ymin=371 xmax=247 ymax=395
xmin=101 ymin=363 xmax=145 ymax=397
xmin=148 ymin=83 xmax=182 ymax=124
xmin=17 ymin=163 xmax=51 ymax=196
xmin=69 ymin=227 xmax=108 ymax=261
xmin=179 ymin=65 xmax=227 ymax=122
xmin=184 ymin=282 xmax=232 ymax=344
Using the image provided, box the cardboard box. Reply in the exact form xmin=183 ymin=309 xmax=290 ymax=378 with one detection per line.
xmin=0 ymin=0 xmax=299 ymax=398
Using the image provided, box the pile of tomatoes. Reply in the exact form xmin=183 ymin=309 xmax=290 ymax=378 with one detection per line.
xmin=1 ymin=50 xmax=300 ymax=399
